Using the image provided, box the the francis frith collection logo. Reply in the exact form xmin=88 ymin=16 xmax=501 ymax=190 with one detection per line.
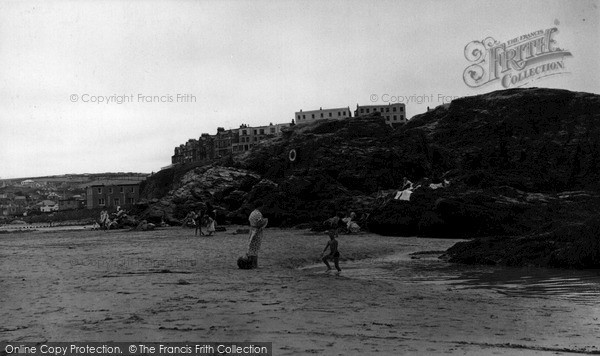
xmin=463 ymin=27 xmax=572 ymax=89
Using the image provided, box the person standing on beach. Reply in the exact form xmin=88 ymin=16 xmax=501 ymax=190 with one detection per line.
xmin=205 ymin=202 xmax=217 ymax=235
xmin=204 ymin=214 xmax=215 ymax=236
xmin=194 ymin=209 xmax=204 ymax=236
xmin=247 ymin=201 xmax=267 ymax=269
xmin=100 ymin=209 xmax=109 ymax=230
xmin=322 ymin=229 xmax=341 ymax=274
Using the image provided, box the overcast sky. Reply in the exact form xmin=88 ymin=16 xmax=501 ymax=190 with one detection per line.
xmin=1 ymin=0 xmax=598 ymax=179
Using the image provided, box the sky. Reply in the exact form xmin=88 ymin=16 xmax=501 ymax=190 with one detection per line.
xmin=0 ymin=0 xmax=598 ymax=179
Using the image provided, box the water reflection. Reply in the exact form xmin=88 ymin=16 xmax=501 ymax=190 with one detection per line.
xmin=405 ymin=259 xmax=600 ymax=305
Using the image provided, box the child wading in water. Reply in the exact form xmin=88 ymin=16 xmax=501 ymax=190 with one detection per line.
xmin=322 ymin=230 xmax=342 ymax=274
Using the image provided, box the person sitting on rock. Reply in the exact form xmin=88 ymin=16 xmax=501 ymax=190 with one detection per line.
xmin=344 ymin=212 xmax=360 ymax=233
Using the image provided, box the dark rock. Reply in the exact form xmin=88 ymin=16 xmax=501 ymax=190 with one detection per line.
xmin=140 ymin=88 xmax=600 ymax=268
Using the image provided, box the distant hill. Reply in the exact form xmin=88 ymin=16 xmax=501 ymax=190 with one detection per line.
xmin=1 ymin=173 xmax=148 ymax=186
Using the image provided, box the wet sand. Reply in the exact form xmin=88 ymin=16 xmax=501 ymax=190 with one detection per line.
xmin=1 ymin=227 xmax=600 ymax=355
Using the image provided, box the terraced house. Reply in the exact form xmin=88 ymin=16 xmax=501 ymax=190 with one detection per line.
xmin=354 ymin=103 xmax=407 ymax=128
xmin=171 ymin=122 xmax=291 ymax=165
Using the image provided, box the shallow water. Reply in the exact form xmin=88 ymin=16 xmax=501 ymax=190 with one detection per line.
xmin=410 ymin=261 xmax=600 ymax=305
xmin=319 ymin=252 xmax=600 ymax=306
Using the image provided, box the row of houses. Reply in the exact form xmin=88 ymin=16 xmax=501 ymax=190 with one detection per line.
xmin=294 ymin=103 xmax=407 ymax=127
xmin=171 ymin=122 xmax=292 ymax=165
xmin=0 ymin=196 xmax=86 ymax=216
xmin=1 ymin=180 xmax=143 ymax=216
xmin=171 ymin=102 xmax=407 ymax=165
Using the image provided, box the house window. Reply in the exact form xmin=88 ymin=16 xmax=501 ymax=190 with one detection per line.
xmin=128 ymin=198 xmax=134 ymax=204
xmin=114 ymin=198 xmax=120 ymax=206
xmin=259 ymin=129 xmax=264 ymax=134
xmin=393 ymin=107 xmax=397 ymax=112
xmin=254 ymin=130 xmax=257 ymax=135
xmin=242 ymin=130 xmax=247 ymax=135
xmin=97 ymin=188 xmax=102 ymax=194
xmin=120 ymin=187 xmax=124 ymax=193
xmin=393 ymin=115 xmax=397 ymax=120
xmin=303 ymin=115 xmax=306 ymax=119
xmin=297 ymin=115 xmax=300 ymax=120
xmin=130 ymin=187 xmax=134 ymax=193
xmin=108 ymin=188 xmax=113 ymax=194
xmin=254 ymin=137 xmax=258 ymax=142
xmin=360 ymin=108 xmax=364 ymax=113
xmin=270 ymin=128 xmax=275 ymax=133
xmin=329 ymin=112 xmax=332 ymax=117
xmin=320 ymin=113 xmax=323 ymax=118
xmin=98 ymin=198 xmax=105 ymax=205
xmin=312 ymin=114 xmax=315 ymax=119
xmin=366 ymin=109 xmax=370 ymax=113
xmin=400 ymin=107 xmax=404 ymax=111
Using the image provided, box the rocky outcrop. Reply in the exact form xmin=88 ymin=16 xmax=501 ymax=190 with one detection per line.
xmin=140 ymin=88 xmax=600 ymax=268
xmin=137 ymin=165 xmax=260 ymax=224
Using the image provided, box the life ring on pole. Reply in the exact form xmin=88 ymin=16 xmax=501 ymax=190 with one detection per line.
xmin=288 ymin=149 xmax=297 ymax=162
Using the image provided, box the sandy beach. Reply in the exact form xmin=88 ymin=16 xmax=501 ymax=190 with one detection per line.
xmin=1 ymin=226 xmax=600 ymax=355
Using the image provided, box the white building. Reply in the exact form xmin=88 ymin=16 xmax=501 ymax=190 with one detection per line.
xmin=354 ymin=103 xmax=407 ymax=127
xmin=294 ymin=106 xmax=351 ymax=124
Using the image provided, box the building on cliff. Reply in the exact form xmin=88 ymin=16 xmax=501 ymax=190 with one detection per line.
xmin=294 ymin=106 xmax=351 ymax=123
xmin=171 ymin=122 xmax=292 ymax=165
xmin=233 ymin=122 xmax=291 ymax=153
xmin=354 ymin=103 xmax=406 ymax=128
xmin=85 ymin=180 xmax=140 ymax=209
xmin=172 ymin=133 xmax=215 ymax=165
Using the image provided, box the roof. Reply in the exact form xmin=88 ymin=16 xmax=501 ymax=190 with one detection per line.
xmin=295 ymin=107 xmax=350 ymax=114
xmin=85 ymin=180 xmax=141 ymax=187
xmin=356 ymin=103 xmax=405 ymax=109
xmin=59 ymin=197 xmax=79 ymax=201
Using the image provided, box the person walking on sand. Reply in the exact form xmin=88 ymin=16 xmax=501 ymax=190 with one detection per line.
xmin=247 ymin=201 xmax=268 ymax=269
xmin=322 ymin=229 xmax=342 ymax=274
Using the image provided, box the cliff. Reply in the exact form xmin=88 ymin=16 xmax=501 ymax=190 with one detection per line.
xmin=139 ymin=87 xmax=600 ymax=268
